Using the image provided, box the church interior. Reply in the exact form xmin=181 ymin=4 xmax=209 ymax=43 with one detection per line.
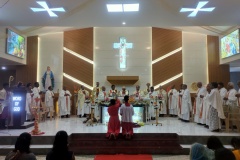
xmin=0 ymin=0 xmax=240 ymax=159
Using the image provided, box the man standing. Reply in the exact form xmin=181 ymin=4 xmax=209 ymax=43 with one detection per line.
xmin=59 ymin=86 xmax=72 ymax=118
xmin=180 ymin=84 xmax=192 ymax=122
xmin=235 ymin=81 xmax=240 ymax=106
xmin=168 ymin=85 xmax=178 ymax=117
xmin=194 ymin=82 xmax=207 ymax=124
xmin=77 ymin=85 xmax=89 ymax=118
xmin=208 ymin=82 xmax=225 ymax=132
xmin=157 ymin=86 xmax=167 ymax=116
xmin=224 ymin=82 xmax=238 ymax=108
xmin=148 ymin=86 xmax=158 ymax=120
xmin=119 ymin=86 xmax=128 ymax=97
xmin=32 ymin=82 xmax=41 ymax=107
xmin=109 ymin=85 xmax=117 ymax=98
xmin=0 ymin=83 xmax=9 ymax=128
xmin=120 ymin=95 xmax=134 ymax=139
xmin=218 ymin=82 xmax=227 ymax=101
xmin=144 ymin=83 xmax=151 ymax=96
xmin=98 ymin=86 xmax=107 ymax=101
xmin=133 ymin=85 xmax=144 ymax=100
xmin=45 ymin=86 xmax=55 ymax=120
xmin=91 ymin=82 xmax=101 ymax=102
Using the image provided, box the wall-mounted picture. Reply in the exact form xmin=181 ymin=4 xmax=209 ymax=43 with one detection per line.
xmin=6 ymin=29 xmax=26 ymax=59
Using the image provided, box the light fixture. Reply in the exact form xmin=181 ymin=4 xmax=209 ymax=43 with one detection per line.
xmin=106 ymin=4 xmax=123 ymax=12
xmin=154 ymin=73 xmax=183 ymax=89
xmin=123 ymin=4 xmax=139 ymax=12
xmin=107 ymin=3 xmax=139 ymax=12
xmin=63 ymin=73 xmax=93 ymax=90
xmin=152 ymin=47 xmax=182 ymax=64
xmin=122 ymin=22 xmax=126 ymax=25
xmin=180 ymin=1 xmax=215 ymax=17
xmin=1 ymin=66 xmax=6 ymax=70
xmin=31 ymin=1 xmax=65 ymax=17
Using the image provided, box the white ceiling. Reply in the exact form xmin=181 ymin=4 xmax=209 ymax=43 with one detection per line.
xmin=1 ymin=0 xmax=240 ymax=67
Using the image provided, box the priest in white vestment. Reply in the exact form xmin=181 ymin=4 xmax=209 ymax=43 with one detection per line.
xmin=91 ymin=82 xmax=101 ymax=103
xmin=32 ymin=82 xmax=41 ymax=107
xmin=178 ymin=84 xmax=184 ymax=119
xmin=45 ymin=86 xmax=55 ymax=120
xmin=59 ymin=86 xmax=72 ymax=118
xmin=208 ymin=82 xmax=225 ymax=132
xmin=168 ymin=85 xmax=178 ymax=117
xmin=147 ymin=86 xmax=158 ymax=120
xmin=98 ymin=86 xmax=107 ymax=101
xmin=235 ymin=81 xmax=240 ymax=106
xmin=144 ymin=83 xmax=151 ymax=96
xmin=157 ymin=86 xmax=167 ymax=116
xmin=77 ymin=85 xmax=89 ymax=117
xmin=223 ymin=82 xmax=238 ymax=108
xmin=119 ymin=86 xmax=129 ymax=97
xmin=109 ymin=84 xmax=118 ymax=98
xmin=0 ymin=83 xmax=9 ymax=128
xmin=25 ymin=83 xmax=33 ymax=121
xmin=180 ymin=84 xmax=192 ymax=121
xmin=132 ymin=85 xmax=144 ymax=100
xmin=218 ymin=82 xmax=227 ymax=103
xmin=194 ymin=82 xmax=207 ymax=124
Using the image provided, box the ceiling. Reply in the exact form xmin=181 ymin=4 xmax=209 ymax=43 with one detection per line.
xmin=0 ymin=0 xmax=240 ymax=67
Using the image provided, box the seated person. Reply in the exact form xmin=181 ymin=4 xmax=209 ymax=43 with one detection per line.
xmin=190 ymin=143 xmax=214 ymax=160
xmin=231 ymin=137 xmax=240 ymax=160
xmin=5 ymin=132 xmax=36 ymax=160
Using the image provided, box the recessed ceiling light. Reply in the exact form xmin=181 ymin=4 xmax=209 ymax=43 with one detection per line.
xmin=31 ymin=1 xmax=65 ymax=17
xmin=122 ymin=22 xmax=126 ymax=25
xmin=123 ymin=4 xmax=139 ymax=12
xmin=180 ymin=1 xmax=215 ymax=17
xmin=106 ymin=4 xmax=123 ymax=12
xmin=1 ymin=66 xmax=6 ymax=70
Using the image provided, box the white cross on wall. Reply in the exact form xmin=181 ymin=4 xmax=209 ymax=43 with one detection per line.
xmin=180 ymin=1 xmax=215 ymax=17
xmin=113 ymin=37 xmax=133 ymax=69
xmin=31 ymin=1 xmax=65 ymax=17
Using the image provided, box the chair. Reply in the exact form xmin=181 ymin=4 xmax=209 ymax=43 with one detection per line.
xmin=224 ymin=105 xmax=240 ymax=132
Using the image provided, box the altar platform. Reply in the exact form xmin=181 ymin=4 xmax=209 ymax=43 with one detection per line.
xmin=0 ymin=116 xmax=238 ymax=155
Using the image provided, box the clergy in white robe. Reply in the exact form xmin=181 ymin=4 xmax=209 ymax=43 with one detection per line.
xmin=119 ymin=86 xmax=129 ymax=97
xmin=144 ymin=83 xmax=151 ymax=96
xmin=98 ymin=86 xmax=107 ymax=101
xmin=147 ymin=86 xmax=158 ymax=119
xmin=224 ymin=82 xmax=238 ymax=108
xmin=178 ymin=84 xmax=184 ymax=119
xmin=109 ymin=84 xmax=118 ymax=98
xmin=194 ymin=82 xmax=207 ymax=124
xmin=180 ymin=84 xmax=192 ymax=121
xmin=208 ymin=82 xmax=225 ymax=132
xmin=0 ymin=83 xmax=8 ymax=114
xmin=235 ymin=81 xmax=240 ymax=106
xmin=218 ymin=82 xmax=227 ymax=104
xmin=77 ymin=86 xmax=89 ymax=117
xmin=59 ymin=86 xmax=72 ymax=117
xmin=168 ymin=85 xmax=178 ymax=116
xmin=91 ymin=82 xmax=101 ymax=102
xmin=45 ymin=86 xmax=54 ymax=112
xmin=132 ymin=85 xmax=144 ymax=100
xmin=32 ymin=82 xmax=41 ymax=107
xmin=157 ymin=86 xmax=167 ymax=116
xmin=25 ymin=83 xmax=33 ymax=120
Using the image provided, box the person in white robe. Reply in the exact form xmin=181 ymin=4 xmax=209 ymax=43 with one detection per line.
xmin=147 ymin=86 xmax=158 ymax=120
xmin=45 ymin=86 xmax=55 ymax=120
xmin=223 ymin=82 xmax=238 ymax=108
xmin=25 ymin=83 xmax=33 ymax=121
xmin=235 ymin=81 xmax=240 ymax=106
xmin=180 ymin=84 xmax=192 ymax=122
xmin=77 ymin=85 xmax=89 ymax=118
xmin=0 ymin=83 xmax=9 ymax=128
xmin=59 ymin=86 xmax=72 ymax=118
xmin=132 ymin=85 xmax=144 ymax=100
xmin=32 ymin=82 xmax=41 ymax=107
xmin=157 ymin=86 xmax=167 ymax=116
xmin=168 ymin=85 xmax=178 ymax=117
xmin=218 ymin=82 xmax=227 ymax=103
xmin=91 ymin=82 xmax=101 ymax=103
xmin=144 ymin=83 xmax=151 ymax=96
xmin=178 ymin=84 xmax=184 ymax=119
xmin=119 ymin=86 xmax=129 ymax=97
xmin=98 ymin=86 xmax=107 ymax=101
xmin=203 ymin=84 xmax=212 ymax=127
xmin=109 ymin=84 xmax=117 ymax=98
xmin=194 ymin=82 xmax=207 ymax=124
xmin=208 ymin=82 xmax=225 ymax=132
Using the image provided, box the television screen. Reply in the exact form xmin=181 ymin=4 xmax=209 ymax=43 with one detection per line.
xmin=6 ymin=29 xmax=25 ymax=59
xmin=221 ymin=29 xmax=240 ymax=59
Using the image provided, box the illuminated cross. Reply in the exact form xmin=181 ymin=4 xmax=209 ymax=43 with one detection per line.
xmin=31 ymin=1 xmax=65 ymax=17
xmin=113 ymin=37 xmax=133 ymax=69
xmin=180 ymin=1 xmax=215 ymax=17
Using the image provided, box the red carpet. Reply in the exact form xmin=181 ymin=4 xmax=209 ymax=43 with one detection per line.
xmin=94 ymin=154 xmax=152 ymax=160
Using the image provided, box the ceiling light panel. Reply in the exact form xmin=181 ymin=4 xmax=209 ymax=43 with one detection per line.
xmin=123 ymin=4 xmax=139 ymax=12
xmin=107 ymin=4 xmax=123 ymax=12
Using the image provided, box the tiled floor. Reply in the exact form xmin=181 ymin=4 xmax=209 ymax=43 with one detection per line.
xmin=0 ymin=155 xmax=189 ymax=160
xmin=0 ymin=116 xmax=238 ymax=136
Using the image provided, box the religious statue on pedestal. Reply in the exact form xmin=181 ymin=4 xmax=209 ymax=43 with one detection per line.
xmin=42 ymin=66 xmax=54 ymax=91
